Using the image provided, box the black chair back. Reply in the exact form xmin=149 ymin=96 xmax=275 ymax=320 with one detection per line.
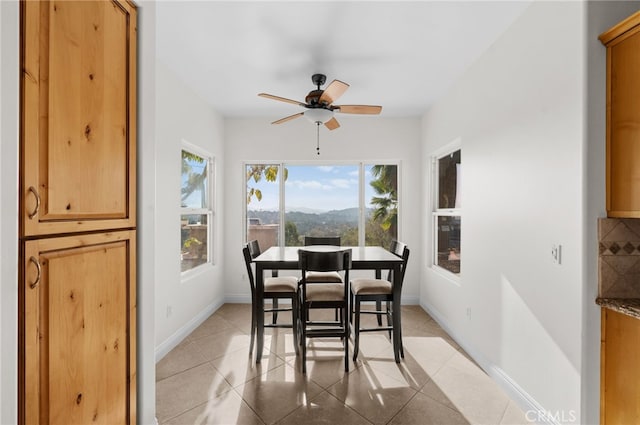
xmin=242 ymin=242 xmax=258 ymax=296
xmin=304 ymin=236 xmax=341 ymax=246
xmin=387 ymin=240 xmax=410 ymax=287
xmin=298 ymin=248 xmax=351 ymax=274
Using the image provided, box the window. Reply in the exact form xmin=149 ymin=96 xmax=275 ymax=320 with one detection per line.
xmin=245 ymin=163 xmax=398 ymax=247
xmin=181 ymin=144 xmax=214 ymax=273
xmin=433 ymin=147 xmax=461 ymax=275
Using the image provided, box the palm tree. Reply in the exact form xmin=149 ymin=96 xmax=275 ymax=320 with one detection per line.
xmin=181 ymin=151 xmax=207 ymax=207
xmin=369 ymin=165 xmax=397 ymax=241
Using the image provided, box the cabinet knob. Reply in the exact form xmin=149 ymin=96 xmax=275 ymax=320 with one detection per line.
xmin=29 ymin=256 xmax=41 ymax=289
xmin=27 ymin=186 xmax=40 ymax=219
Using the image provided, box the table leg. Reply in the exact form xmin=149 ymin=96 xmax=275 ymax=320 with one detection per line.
xmin=392 ymin=263 xmax=401 ymax=363
xmin=256 ymin=264 xmax=265 ymax=363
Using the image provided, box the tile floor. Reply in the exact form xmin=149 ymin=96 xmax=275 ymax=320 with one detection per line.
xmin=156 ymin=304 xmax=530 ymax=425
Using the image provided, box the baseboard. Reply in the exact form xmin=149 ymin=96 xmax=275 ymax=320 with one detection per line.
xmin=155 ymin=297 xmax=225 ymax=362
xmin=420 ymin=300 xmax=558 ymax=425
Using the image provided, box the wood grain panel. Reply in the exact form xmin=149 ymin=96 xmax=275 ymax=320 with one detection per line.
xmin=21 ymin=0 xmax=137 ymax=236
xmin=602 ymin=309 xmax=640 ymax=424
xmin=24 ymin=231 xmax=135 ymax=425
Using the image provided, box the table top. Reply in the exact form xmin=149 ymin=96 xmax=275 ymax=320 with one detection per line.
xmin=254 ymin=245 xmax=402 ymax=268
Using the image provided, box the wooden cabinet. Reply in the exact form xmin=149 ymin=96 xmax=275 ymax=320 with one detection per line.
xmin=23 ymin=232 xmax=137 ymax=425
xmin=19 ymin=1 xmax=137 ymax=424
xmin=21 ymin=0 xmax=137 ymax=236
xmin=600 ymin=11 xmax=640 ymax=217
xmin=601 ymin=308 xmax=640 ymax=424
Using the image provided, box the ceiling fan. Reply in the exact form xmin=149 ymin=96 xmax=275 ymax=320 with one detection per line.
xmin=258 ymin=73 xmax=382 ymax=131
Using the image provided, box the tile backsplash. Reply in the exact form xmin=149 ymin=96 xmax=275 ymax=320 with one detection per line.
xmin=599 ymin=217 xmax=640 ymax=298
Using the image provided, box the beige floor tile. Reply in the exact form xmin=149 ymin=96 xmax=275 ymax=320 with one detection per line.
xmin=387 ymin=391 xmax=469 ymax=425
xmin=277 ymin=390 xmax=372 ymax=425
xmin=193 ymin=328 xmax=253 ymax=361
xmin=211 ymin=344 xmax=284 ymax=388
xmin=162 ymin=390 xmax=265 ymax=425
xmin=235 ymin=363 xmax=324 ymax=425
xmin=155 ymin=362 xmax=233 ymax=423
xmin=420 ymin=352 xmax=510 ymax=424
xmin=289 ymin=339 xmax=359 ymax=388
xmin=156 ymin=339 xmax=208 ymax=381
xmin=188 ymin=313 xmax=236 ymax=341
xmin=327 ymin=364 xmax=417 ymax=425
xmin=499 ymin=400 xmax=530 ymax=425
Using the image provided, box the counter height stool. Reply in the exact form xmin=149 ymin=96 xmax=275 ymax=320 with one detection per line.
xmin=350 ymin=240 xmax=410 ymax=362
xmin=243 ymin=240 xmax=299 ymax=357
xmin=297 ymin=248 xmax=351 ymax=374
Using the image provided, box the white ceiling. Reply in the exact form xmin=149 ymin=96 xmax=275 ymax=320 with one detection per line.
xmin=157 ymin=1 xmax=532 ymax=120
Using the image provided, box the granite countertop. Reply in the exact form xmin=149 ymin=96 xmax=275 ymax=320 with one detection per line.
xmin=596 ymin=298 xmax=640 ymax=319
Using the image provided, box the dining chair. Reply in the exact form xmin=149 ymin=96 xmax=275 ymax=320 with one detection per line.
xmin=297 ymin=248 xmax=351 ymax=374
xmin=243 ymin=240 xmax=299 ymax=356
xmin=350 ymin=240 xmax=410 ymax=361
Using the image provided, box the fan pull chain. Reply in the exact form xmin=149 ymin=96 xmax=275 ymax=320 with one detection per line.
xmin=316 ymin=122 xmax=320 ymax=155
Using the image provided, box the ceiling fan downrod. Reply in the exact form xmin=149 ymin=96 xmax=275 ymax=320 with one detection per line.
xmin=316 ymin=122 xmax=321 ymax=155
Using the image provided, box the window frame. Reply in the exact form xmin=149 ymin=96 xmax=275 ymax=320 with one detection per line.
xmin=243 ymin=160 xmax=401 ymax=248
xmin=181 ymin=140 xmax=215 ymax=277
xmin=431 ymin=139 xmax=461 ymax=279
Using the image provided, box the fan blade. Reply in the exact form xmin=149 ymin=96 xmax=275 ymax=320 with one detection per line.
xmin=319 ymin=80 xmax=349 ymax=105
xmin=259 ymin=93 xmax=306 ymax=107
xmin=335 ymin=105 xmax=382 ymax=115
xmin=272 ymin=112 xmax=303 ymax=125
xmin=324 ymin=117 xmax=340 ymax=130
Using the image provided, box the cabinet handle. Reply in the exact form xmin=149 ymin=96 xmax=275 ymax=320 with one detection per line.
xmin=29 ymin=256 xmax=41 ymax=289
xmin=27 ymin=186 xmax=40 ymax=219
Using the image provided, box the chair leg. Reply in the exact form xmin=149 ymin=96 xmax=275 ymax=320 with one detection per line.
xmin=272 ymin=298 xmax=279 ymax=324
xmin=249 ymin=297 xmax=256 ymax=356
xmin=386 ymin=300 xmax=392 ymax=339
xmin=353 ymin=297 xmax=361 ymax=361
xmin=376 ymin=300 xmax=383 ymax=326
xmin=292 ymin=295 xmax=299 ymax=356
xmin=301 ymin=304 xmax=307 ymax=374
xmin=344 ymin=304 xmax=349 ymax=371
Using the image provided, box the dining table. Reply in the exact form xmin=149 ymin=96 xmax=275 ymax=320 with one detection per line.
xmin=252 ymin=245 xmax=404 ymax=364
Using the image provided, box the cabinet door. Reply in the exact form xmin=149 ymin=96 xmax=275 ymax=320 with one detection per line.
xmin=602 ymin=309 xmax=640 ymax=424
xmin=23 ymin=231 xmax=136 ymax=425
xmin=21 ymin=0 xmax=137 ymax=236
xmin=601 ymin=13 xmax=640 ymax=217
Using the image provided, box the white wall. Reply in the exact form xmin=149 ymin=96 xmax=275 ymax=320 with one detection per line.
xmin=154 ymin=61 xmax=226 ymax=358
xmin=0 ymin=1 xmax=19 ymax=423
xmin=224 ymin=117 xmax=422 ymax=303
xmin=137 ymin=2 xmax=158 ymax=423
xmin=421 ymin=1 xmax=585 ymax=422
xmin=583 ymin=2 xmax=640 ymax=424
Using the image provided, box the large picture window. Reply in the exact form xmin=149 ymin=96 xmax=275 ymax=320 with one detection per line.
xmin=181 ymin=144 xmax=214 ymax=273
xmin=245 ymin=163 xmax=398 ymax=248
xmin=433 ymin=147 xmax=461 ymax=275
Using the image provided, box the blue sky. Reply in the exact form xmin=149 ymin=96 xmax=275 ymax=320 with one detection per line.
xmin=247 ymin=164 xmax=379 ymax=212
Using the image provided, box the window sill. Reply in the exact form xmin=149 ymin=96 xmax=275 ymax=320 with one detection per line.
xmin=430 ymin=265 xmax=461 ymax=285
xmin=181 ymin=262 xmax=214 ymax=283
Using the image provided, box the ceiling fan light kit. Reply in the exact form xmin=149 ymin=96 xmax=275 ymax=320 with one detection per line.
xmin=258 ymin=73 xmax=382 ymax=154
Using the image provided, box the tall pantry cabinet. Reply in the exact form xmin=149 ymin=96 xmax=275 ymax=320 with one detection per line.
xmin=19 ymin=1 xmax=137 ymax=424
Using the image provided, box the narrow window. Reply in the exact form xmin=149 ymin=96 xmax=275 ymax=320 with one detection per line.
xmin=181 ymin=146 xmax=214 ymax=272
xmin=433 ymin=148 xmax=461 ymax=275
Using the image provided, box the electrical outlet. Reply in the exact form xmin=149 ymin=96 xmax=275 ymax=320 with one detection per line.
xmin=466 ymin=307 xmax=471 ymax=320
xmin=166 ymin=305 xmax=172 ymax=318
xmin=551 ymin=244 xmax=562 ymax=265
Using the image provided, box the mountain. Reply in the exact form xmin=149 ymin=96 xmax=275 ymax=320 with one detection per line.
xmin=248 ymin=207 xmax=371 ymax=237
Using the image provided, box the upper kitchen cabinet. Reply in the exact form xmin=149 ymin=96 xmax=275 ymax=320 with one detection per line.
xmin=600 ymin=11 xmax=640 ymax=218
xmin=21 ymin=0 xmax=137 ymax=237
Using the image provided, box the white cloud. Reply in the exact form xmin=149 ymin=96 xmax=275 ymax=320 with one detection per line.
xmin=286 ymin=180 xmax=332 ymax=190
xmin=330 ymin=178 xmax=357 ymax=189
xmin=317 ymin=166 xmax=334 ymax=173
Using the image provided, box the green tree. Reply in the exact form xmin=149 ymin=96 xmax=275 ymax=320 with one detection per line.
xmin=285 ymin=221 xmax=301 ymax=246
xmin=246 ymin=165 xmax=288 ymax=204
xmin=369 ymin=165 xmax=398 ymax=242
xmin=181 ymin=151 xmax=207 ymax=207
